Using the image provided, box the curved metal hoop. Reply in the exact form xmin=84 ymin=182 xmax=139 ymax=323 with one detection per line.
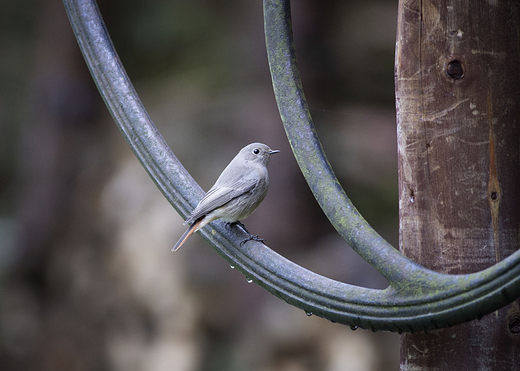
xmin=64 ymin=0 xmax=520 ymax=332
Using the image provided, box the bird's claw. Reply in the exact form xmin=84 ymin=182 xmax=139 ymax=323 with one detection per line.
xmin=226 ymin=221 xmax=266 ymax=246
xmin=240 ymin=234 xmax=266 ymax=246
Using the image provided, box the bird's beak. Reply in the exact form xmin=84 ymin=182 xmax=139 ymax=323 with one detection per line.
xmin=269 ymin=149 xmax=280 ymax=155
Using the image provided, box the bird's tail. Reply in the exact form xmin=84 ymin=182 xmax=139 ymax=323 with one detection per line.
xmin=172 ymin=218 xmax=203 ymax=251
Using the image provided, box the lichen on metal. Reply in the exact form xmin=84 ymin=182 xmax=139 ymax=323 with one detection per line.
xmin=63 ymin=0 xmax=520 ymax=332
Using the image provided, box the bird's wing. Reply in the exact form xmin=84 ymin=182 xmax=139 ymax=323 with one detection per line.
xmin=184 ymin=177 xmax=257 ymax=225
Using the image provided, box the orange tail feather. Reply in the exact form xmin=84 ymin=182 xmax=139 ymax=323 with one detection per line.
xmin=172 ymin=218 xmax=204 ymax=251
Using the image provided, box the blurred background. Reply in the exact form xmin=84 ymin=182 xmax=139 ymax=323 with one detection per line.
xmin=0 ymin=0 xmax=400 ymax=370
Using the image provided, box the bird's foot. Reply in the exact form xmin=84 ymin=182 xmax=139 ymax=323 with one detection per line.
xmin=240 ymin=234 xmax=266 ymax=246
xmin=227 ymin=221 xmax=266 ymax=246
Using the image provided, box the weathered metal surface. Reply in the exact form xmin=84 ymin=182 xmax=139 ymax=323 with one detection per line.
xmin=64 ymin=0 xmax=520 ymax=333
xmin=396 ymin=0 xmax=520 ymax=368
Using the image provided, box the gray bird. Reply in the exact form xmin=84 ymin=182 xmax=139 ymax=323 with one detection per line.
xmin=172 ymin=143 xmax=279 ymax=251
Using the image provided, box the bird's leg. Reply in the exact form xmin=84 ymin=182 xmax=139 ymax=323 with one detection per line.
xmin=227 ymin=221 xmax=266 ymax=245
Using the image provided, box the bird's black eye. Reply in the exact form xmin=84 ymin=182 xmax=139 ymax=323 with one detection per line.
xmin=252 ymin=148 xmax=260 ymax=155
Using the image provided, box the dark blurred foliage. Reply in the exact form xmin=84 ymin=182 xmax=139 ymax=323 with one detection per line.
xmin=0 ymin=0 xmax=400 ymax=370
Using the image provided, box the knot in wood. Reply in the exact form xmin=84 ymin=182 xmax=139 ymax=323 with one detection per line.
xmin=446 ymin=60 xmax=464 ymax=80
xmin=508 ymin=315 xmax=520 ymax=334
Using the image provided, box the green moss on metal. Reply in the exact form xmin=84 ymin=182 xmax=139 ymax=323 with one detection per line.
xmin=65 ymin=0 xmax=520 ymax=333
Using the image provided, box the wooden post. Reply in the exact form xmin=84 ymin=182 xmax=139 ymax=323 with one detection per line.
xmin=395 ymin=0 xmax=520 ymax=369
